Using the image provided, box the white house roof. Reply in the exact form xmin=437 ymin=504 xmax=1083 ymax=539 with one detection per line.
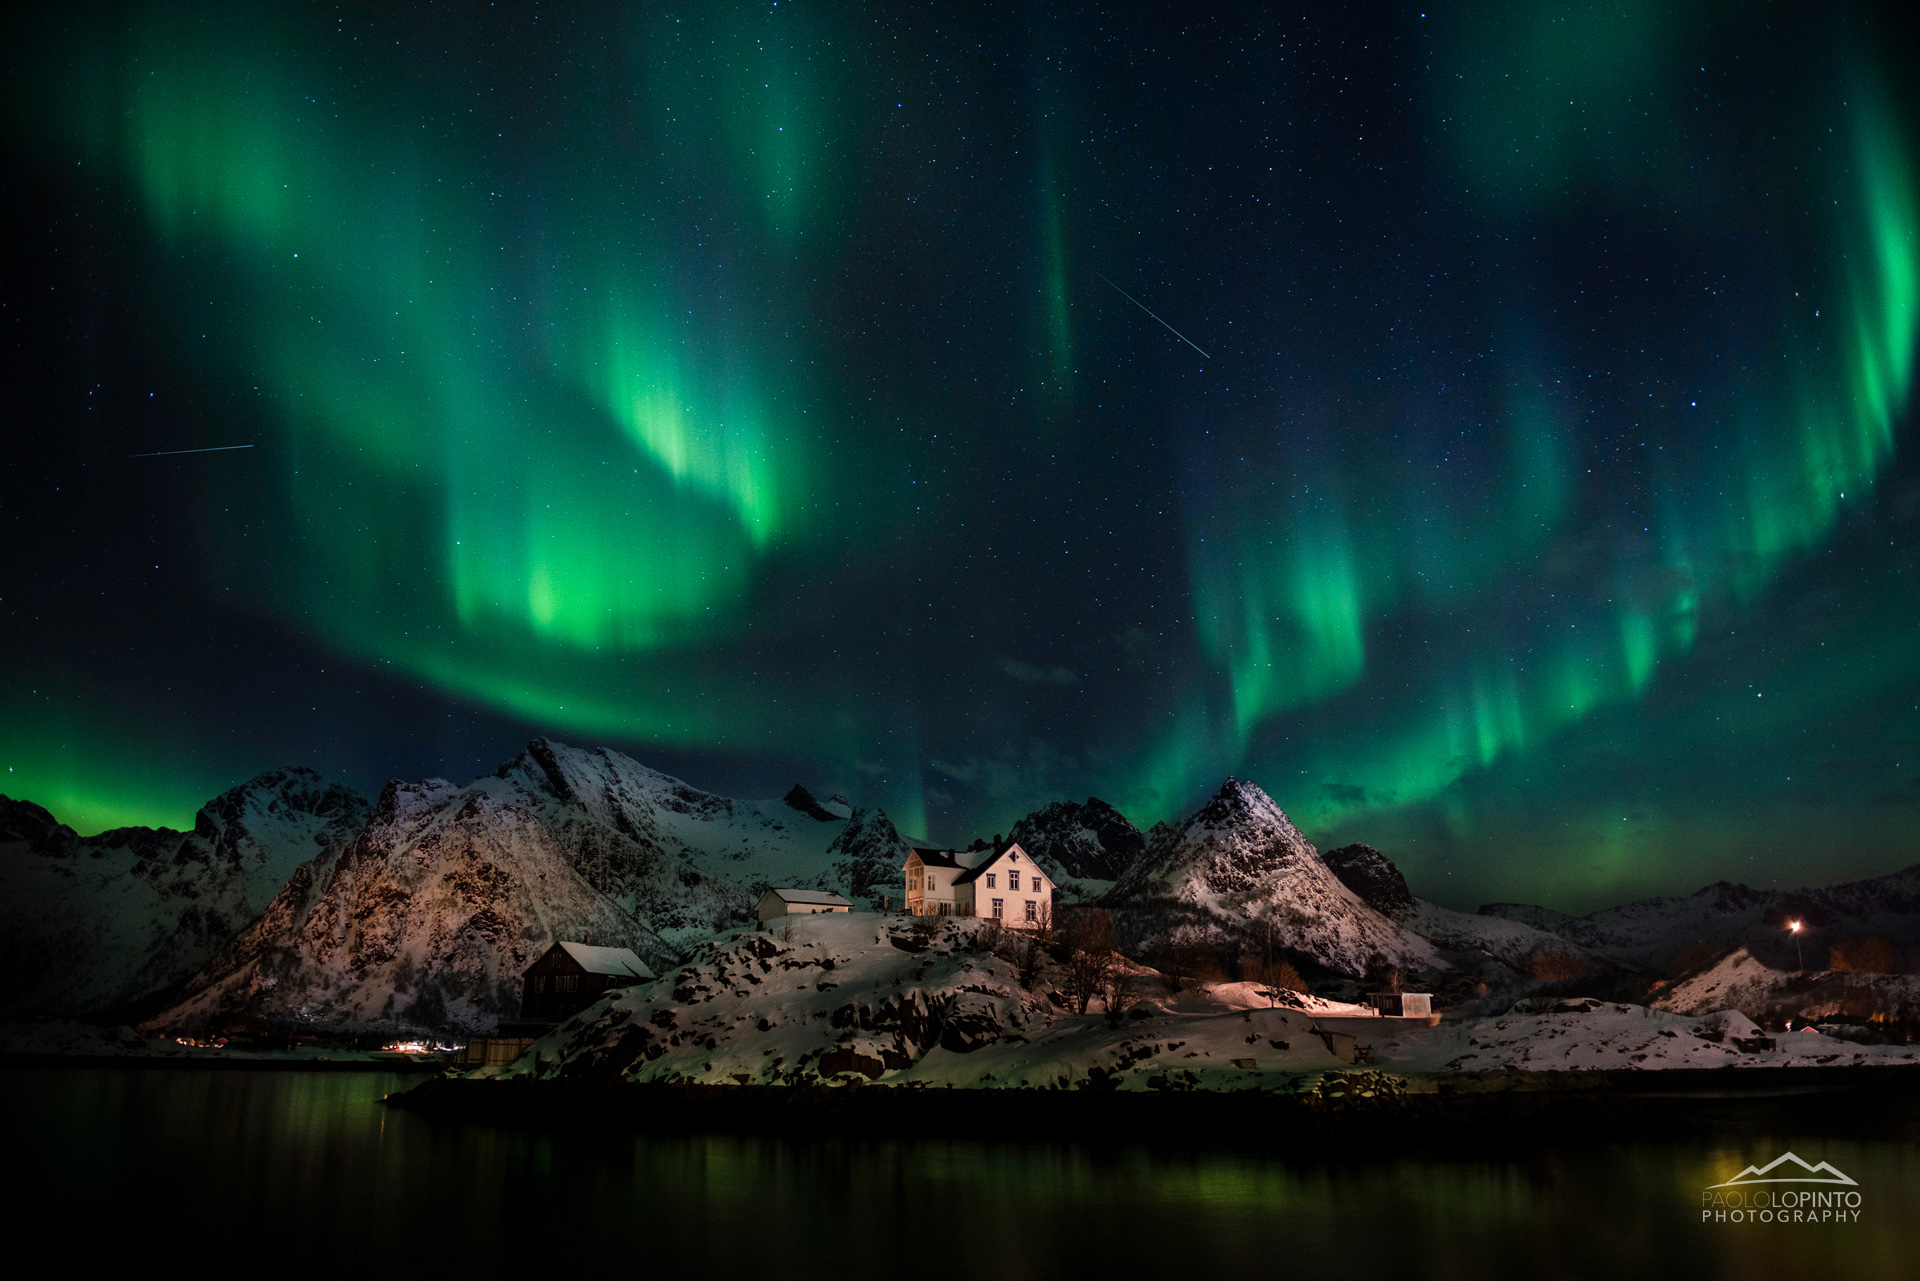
xmin=555 ymin=941 xmax=654 ymax=980
xmin=762 ymin=888 xmax=854 ymax=907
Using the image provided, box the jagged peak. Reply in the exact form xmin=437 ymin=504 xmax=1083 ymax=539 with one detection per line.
xmin=782 ymin=784 xmax=843 ymax=822
xmin=190 ymin=767 xmax=370 ymax=839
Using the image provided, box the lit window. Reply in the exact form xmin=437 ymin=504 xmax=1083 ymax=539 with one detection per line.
xmin=992 ymin=898 xmax=1004 ymax=919
xmin=1010 ymin=870 xmax=1021 ymax=891
xmin=986 ymin=873 xmax=996 ymax=888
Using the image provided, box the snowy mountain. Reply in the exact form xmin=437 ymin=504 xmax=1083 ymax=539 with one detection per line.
xmin=0 ymin=770 xmax=370 ymax=1020
xmin=1006 ymin=797 xmax=1143 ymax=900
xmin=1103 ymin=778 xmax=1436 ymax=976
xmin=149 ymin=740 xmax=882 ymax=1036
xmin=1480 ymin=862 xmax=1920 ymax=971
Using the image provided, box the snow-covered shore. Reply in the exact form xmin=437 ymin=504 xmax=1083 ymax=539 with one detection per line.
xmin=472 ymin=914 xmax=1920 ymax=1095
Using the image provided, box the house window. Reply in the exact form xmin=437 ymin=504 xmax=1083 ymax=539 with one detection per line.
xmin=1010 ymin=870 xmax=1021 ymax=891
xmin=533 ymin=976 xmax=547 ymax=993
xmin=986 ymin=873 xmax=996 ymax=889
xmin=1010 ymin=851 xmax=1019 ymax=862
xmin=554 ymin=975 xmax=579 ymax=993
xmin=992 ymin=898 xmax=1004 ymax=919
xmin=1025 ymin=900 xmax=1037 ymax=923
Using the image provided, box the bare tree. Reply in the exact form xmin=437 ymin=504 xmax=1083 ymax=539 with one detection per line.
xmin=1032 ymin=902 xmax=1055 ymax=949
xmin=1364 ymin=952 xmax=1402 ymax=994
xmin=1103 ymin=975 xmax=1137 ymax=1027
xmin=1060 ymin=911 xmax=1119 ymax=1016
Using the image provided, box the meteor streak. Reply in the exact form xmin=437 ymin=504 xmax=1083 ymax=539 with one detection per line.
xmin=125 ymin=444 xmax=255 ymax=458
xmin=1095 ymin=271 xmax=1211 ymax=359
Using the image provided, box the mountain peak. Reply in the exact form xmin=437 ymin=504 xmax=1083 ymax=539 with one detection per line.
xmin=783 ymin=784 xmax=849 ymax=822
xmin=1007 ymin=795 xmax=1144 ymax=882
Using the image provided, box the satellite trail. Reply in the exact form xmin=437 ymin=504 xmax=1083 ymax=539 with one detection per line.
xmin=126 ymin=444 xmax=255 ymax=458
xmin=1095 ymin=271 xmax=1211 ymax=360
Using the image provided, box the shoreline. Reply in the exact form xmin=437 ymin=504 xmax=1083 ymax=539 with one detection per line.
xmin=0 ymin=1052 xmax=447 ymax=1072
xmin=379 ymin=1064 xmax=1920 ymax=1145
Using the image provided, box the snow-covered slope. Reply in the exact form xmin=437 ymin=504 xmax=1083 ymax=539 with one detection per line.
xmin=480 ymin=916 xmax=1920 ymax=1093
xmin=480 ymin=913 xmax=1362 ymax=1090
xmin=0 ymin=771 xmax=369 ymax=1019
xmin=1649 ymin=947 xmax=1920 ymax=1023
xmin=1649 ymin=948 xmax=1796 ymax=1018
xmin=1480 ymin=862 xmax=1920 ymax=971
xmin=1368 ymin=1001 xmax=1920 ymax=1073
xmin=1405 ymin=901 xmax=1609 ymax=980
xmin=1104 ymin=779 xmax=1436 ymax=975
xmin=148 ymin=740 xmax=890 ymax=1036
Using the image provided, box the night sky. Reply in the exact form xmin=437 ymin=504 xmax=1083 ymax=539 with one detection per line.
xmin=4 ymin=2 xmax=1917 ymax=913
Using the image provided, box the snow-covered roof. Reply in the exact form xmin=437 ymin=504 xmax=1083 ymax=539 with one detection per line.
xmin=554 ymin=941 xmax=653 ymax=980
xmin=761 ymin=888 xmax=853 ymax=907
xmin=955 ymin=842 xmax=1039 ymax=886
xmin=906 ymin=847 xmax=966 ymax=870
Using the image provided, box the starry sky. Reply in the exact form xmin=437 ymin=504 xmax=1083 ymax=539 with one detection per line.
xmin=4 ymin=2 xmax=1917 ymax=913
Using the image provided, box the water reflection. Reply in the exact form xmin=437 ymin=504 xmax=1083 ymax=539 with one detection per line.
xmin=7 ymin=1068 xmax=1918 ymax=1277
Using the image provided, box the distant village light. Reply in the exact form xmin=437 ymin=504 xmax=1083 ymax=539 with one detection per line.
xmin=1788 ymin=919 xmax=1804 ymax=971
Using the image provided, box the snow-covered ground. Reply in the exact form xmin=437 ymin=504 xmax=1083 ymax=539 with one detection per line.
xmin=478 ymin=914 xmax=1920 ymax=1093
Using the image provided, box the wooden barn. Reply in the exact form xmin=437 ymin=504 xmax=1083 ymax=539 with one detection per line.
xmin=756 ymin=887 xmax=854 ymax=924
xmin=519 ymin=940 xmax=655 ymax=1022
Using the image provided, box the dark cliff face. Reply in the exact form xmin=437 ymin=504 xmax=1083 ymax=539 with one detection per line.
xmin=0 ymin=770 xmax=373 ymax=1022
xmin=783 ymin=784 xmax=842 ymax=822
xmin=824 ymin=808 xmax=912 ymax=907
xmin=0 ymin=796 xmax=81 ymax=856
xmin=1322 ymin=844 xmax=1415 ymax=921
xmin=1007 ymin=797 xmax=1145 ymax=882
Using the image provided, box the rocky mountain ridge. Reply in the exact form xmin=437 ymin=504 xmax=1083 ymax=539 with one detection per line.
xmin=152 ymin=740 xmax=901 ymax=1035
xmin=1480 ymin=862 xmax=1920 ymax=971
xmin=0 ymin=769 xmax=370 ymax=1020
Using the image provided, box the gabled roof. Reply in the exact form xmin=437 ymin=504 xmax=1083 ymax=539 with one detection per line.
xmin=904 ymin=847 xmax=966 ymax=870
xmin=954 ymin=841 xmax=1043 ymax=886
xmin=553 ymin=941 xmax=654 ymax=980
xmin=761 ymin=887 xmax=853 ymax=907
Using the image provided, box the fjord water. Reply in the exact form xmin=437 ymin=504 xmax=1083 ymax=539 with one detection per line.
xmin=8 ymin=1068 xmax=1919 ymax=1277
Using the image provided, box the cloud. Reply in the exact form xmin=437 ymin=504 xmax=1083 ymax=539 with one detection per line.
xmin=997 ymin=657 xmax=1078 ymax=686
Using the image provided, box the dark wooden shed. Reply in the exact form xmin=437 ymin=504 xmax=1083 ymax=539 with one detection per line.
xmin=520 ymin=940 xmax=655 ymax=1022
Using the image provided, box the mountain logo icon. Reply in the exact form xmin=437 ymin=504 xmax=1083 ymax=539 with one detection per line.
xmin=1709 ymin=1152 xmax=1858 ymax=1188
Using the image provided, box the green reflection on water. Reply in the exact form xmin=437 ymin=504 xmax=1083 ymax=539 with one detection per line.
xmin=9 ymin=1068 xmax=1920 ymax=1277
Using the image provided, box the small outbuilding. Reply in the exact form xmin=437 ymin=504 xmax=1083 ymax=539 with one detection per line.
xmin=520 ymin=940 xmax=654 ymax=1022
xmin=757 ymin=887 xmax=854 ymax=925
xmin=1366 ymin=992 xmax=1433 ymax=1018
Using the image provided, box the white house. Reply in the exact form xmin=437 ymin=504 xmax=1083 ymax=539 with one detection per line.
xmin=902 ymin=842 xmax=1052 ymax=927
xmin=756 ymin=887 xmax=854 ymax=925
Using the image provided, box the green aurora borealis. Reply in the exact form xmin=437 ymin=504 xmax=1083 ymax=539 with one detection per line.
xmin=4 ymin=2 xmax=1918 ymax=910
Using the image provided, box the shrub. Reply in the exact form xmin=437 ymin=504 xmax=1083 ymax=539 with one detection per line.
xmin=1830 ymin=935 xmax=1898 ymax=974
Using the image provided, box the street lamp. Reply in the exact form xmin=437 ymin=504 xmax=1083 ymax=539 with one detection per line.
xmin=1788 ymin=919 xmax=1804 ymax=972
